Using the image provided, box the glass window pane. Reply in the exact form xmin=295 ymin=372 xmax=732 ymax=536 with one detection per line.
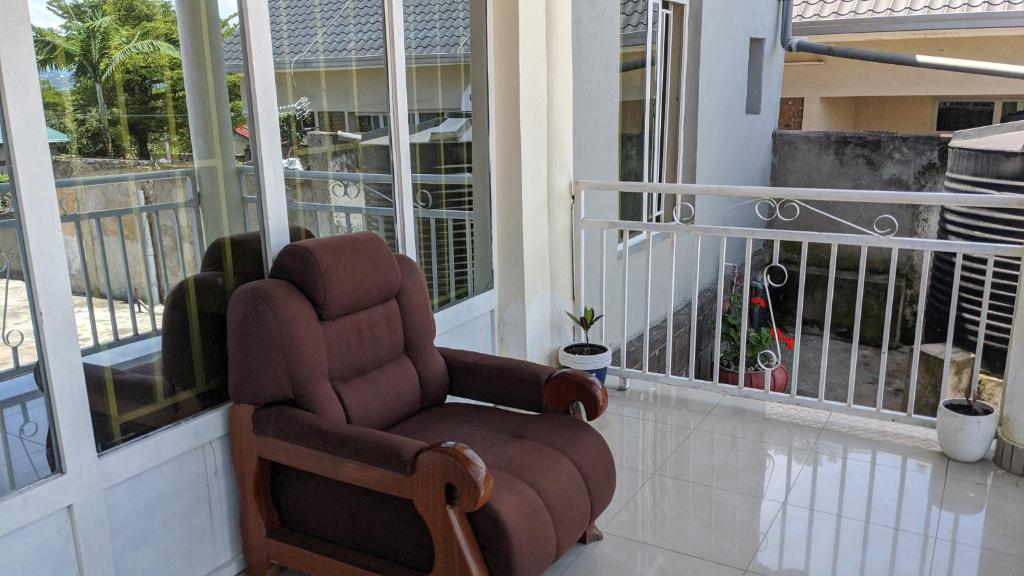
xmin=32 ymin=0 xmax=266 ymax=451
xmin=0 ymin=89 xmax=60 ymax=494
xmin=1001 ymin=100 xmax=1024 ymax=123
xmin=404 ymin=0 xmax=493 ymax=310
xmin=264 ymin=0 xmax=398 ymax=250
xmin=936 ymin=101 xmax=995 ymax=132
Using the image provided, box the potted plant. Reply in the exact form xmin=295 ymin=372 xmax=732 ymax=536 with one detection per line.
xmin=719 ymin=291 xmax=792 ymax=392
xmin=560 ymin=307 xmax=612 ymax=384
xmin=937 ymin=388 xmax=999 ymax=463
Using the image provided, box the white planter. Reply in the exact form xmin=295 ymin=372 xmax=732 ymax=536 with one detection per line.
xmin=559 ymin=343 xmax=612 ymax=380
xmin=937 ymin=399 xmax=999 ymax=463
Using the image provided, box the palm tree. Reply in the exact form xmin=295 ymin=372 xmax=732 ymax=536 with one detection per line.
xmin=33 ymin=0 xmax=180 ymax=157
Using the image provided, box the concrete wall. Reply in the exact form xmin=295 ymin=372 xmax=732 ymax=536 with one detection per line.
xmin=784 ymin=31 xmax=1024 ymax=132
xmin=771 ymin=130 xmax=950 ymax=345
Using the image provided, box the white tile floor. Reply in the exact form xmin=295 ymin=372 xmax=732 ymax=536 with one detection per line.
xmin=272 ymin=378 xmax=1024 ymax=576
xmin=546 ymin=379 xmax=1024 ymax=576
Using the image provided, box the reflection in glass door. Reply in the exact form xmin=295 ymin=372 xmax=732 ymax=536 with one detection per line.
xmin=30 ymin=0 xmax=268 ymax=451
xmin=0 ymin=87 xmax=59 ymax=496
xmin=404 ymin=0 xmax=493 ymax=310
xmin=241 ymin=0 xmax=400 ymax=249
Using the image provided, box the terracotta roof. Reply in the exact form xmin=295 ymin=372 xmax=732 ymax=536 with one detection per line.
xmin=793 ymin=0 xmax=1024 ymax=21
xmin=224 ymin=0 xmax=471 ymax=69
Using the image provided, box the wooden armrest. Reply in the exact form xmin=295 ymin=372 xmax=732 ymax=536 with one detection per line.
xmin=542 ymin=369 xmax=609 ymax=421
xmin=231 ymin=403 xmax=492 ymax=575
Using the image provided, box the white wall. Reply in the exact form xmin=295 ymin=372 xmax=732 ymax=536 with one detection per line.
xmin=571 ymin=0 xmax=784 ymax=361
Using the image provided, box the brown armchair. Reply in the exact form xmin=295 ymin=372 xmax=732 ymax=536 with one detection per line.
xmin=228 ymin=232 xmax=616 ymax=576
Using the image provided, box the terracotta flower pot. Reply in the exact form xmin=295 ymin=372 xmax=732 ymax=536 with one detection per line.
xmin=719 ymin=363 xmax=789 ymax=393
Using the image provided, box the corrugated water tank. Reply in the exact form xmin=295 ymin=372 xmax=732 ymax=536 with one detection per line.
xmin=926 ymin=121 xmax=1024 ymax=371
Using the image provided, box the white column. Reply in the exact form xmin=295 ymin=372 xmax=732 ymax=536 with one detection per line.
xmin=491 ymin=0 xmax=574 ymax=364
xmin=175 ymin=0 xmax=246 ymax=248
xmin=997 ymin=264 xmax=1024 ymax=473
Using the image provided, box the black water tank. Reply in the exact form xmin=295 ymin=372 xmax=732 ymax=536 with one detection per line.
xmin=926 ymin=121 xmax=1024 ymax=371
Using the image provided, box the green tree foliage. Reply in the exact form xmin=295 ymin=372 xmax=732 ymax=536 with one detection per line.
xmin=33 ymin=0 xmax=183 ymax=160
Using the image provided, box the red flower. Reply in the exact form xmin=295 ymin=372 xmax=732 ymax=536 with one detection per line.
xmin=750 ymin=296 xmax=767 ymax=309
xmin=769 ymin=327 xmax=795 ymax=350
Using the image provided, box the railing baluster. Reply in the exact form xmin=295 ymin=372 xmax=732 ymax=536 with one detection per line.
xmin=430 ymin=218 xmax=439 ymax=310
xmin=172 ymin=208 xmax=188 ymax=282
xmin=153 ymin=210 xmax=170 ymax=302
xmin=135 ymin=207 xmax=159 ymax=333
xmin=116 ymin=215 xmax=139 ymax=337
xmin=664 ymin=233 xmax=677 ymax=378
xmin=847 ymin=246 xmax=868 ymax=407
xmin=643 ymin=232 xmax=655 ymax=373
xmin=74 ymin=220 xmax=100 ymax=348
xmin=792 ymin=241 xmax=808 ymax=398
xmin=940 ymin=253 xmax=965 ymax=402
xmin=970 ymin=256 xmax=996 ymax=400
xmin=185 ymin=178 xmax=203 ymax=265
xmin=819 ymin=243 xmax=839 ymax=402
xmin=600 ymin=229 xmax=608 ymax=344
xmin=713 ymin=236 xmax=726 ymax=385
xmin=94 ymin=218 xmax=119 ymax=342
xmin=447 ymin=218 xmax=458 ymax=307
xmin=687 ymin=236 xmax=700 ymax=381
xmin=465 ymin=219 xmax=474 ymax=296
xmin=906 ymin=251 xmax=932 ymax=417
xmin=621 ymin=230 xmax=631 ymax=370
xmin=738 ymin=237 xmax=753 ymax=388
xmin=876 ymin=247 xmax=899 ymax=411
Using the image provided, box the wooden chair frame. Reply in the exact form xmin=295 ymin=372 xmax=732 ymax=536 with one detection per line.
xmin=231 ymin=369 xmax=608 ymax=576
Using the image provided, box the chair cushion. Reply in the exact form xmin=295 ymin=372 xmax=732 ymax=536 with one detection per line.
xmin=271 ymin=403 xmax=615 ymax=576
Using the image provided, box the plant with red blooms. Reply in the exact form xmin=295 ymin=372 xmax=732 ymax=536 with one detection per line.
xmin=720 ymin=292 xmax=793 ymax=372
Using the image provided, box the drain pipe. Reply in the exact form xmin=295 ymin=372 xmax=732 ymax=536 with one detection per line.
xmin=780 ymin=0 xmax=1024 ymax=80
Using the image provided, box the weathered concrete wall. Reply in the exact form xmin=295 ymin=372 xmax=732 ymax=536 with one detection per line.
xmin=770 ymin=130 xmax=950 ymax=346
xmin=0 ymin=158 xmax=202 ymax=304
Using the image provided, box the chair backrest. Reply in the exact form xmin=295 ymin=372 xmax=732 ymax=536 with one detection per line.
xmin=227 ymin=232 xmax=449 ymax=429
xmin=162 ymin=227 xmax=311 ymax=393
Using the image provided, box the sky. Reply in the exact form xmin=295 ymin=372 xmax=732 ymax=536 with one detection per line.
xmin=28 ymin=0 xmax=241 ymax=29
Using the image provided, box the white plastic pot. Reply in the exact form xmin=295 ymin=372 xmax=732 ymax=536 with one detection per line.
xmin=559 ymin=343 xmax=612 ymax=383
xmin=936 ymin=398 xmax=999 ymax=463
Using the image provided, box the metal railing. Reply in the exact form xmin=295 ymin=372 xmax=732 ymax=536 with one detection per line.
xmin=0 ymin=164 xmax=479 ymax=383
xmin=573 ymin=180 xmax=1024 ymax=425
xmin=0 ymin=168 xmax=202 ymax=376
xmin=239 ymin=166 xmax=478 ymax=311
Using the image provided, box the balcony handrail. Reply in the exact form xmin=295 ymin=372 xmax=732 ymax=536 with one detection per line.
xmin=576 ymin=179 xmax=1024 ymax=209
xmin=237 ymin=165 xmax=474 ymax=187
xmin=572 ymin=179 xmax=1024 ymax=427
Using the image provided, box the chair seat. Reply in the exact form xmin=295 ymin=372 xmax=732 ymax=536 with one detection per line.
xmin=271 ymin=403 xmax=615 ymax=576
xmin=391 ymin=403 xmax=616 ymax=575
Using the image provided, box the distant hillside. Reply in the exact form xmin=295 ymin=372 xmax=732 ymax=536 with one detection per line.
xmin=39 ymin=69 xmax=74 ymax=91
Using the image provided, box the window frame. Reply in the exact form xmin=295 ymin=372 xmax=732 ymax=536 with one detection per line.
xmin=0 ymin=0 xmax=497 ymax=564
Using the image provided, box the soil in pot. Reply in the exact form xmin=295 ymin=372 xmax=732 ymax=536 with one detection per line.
xmin=563 ymin=343 xmax=607 ymax=356
xmin=943 ymin=400 xmax=995 ymax=417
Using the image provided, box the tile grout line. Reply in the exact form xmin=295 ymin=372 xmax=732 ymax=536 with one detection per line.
xmin=597 ymin=530 xmax=754 ymax=574
xmin=927 ymin=456 xmax=952 ymax=576
xmin=744 ymin=409 xmax=833 ymax=573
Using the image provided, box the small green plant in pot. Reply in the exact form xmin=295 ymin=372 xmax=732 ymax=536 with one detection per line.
xmin=719 ymin=291 xmax=791 ymax=392
xmin=560 ymin=307 xmax=612 ymax=383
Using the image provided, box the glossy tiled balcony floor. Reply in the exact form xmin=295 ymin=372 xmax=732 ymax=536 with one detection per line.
xmin=546 ymin=378 xmax=1024 ymax=576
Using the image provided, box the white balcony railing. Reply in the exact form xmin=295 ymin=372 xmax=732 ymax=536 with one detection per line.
xmin=573 ymin=180 xmax=1024 ymax=426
